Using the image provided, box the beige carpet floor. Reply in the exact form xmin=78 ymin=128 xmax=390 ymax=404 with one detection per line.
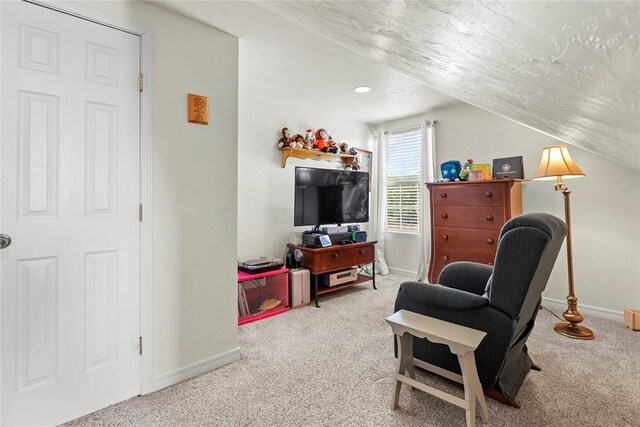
xmin=67 ymin=273 xmax=640 ymax=426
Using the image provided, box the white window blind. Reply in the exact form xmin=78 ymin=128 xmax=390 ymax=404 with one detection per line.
xmin=386 ymin=128 xmax=422 ymax=233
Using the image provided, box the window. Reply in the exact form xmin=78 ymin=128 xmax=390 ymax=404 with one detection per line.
xmin=386 ymin=128 xmax=422 ymax=233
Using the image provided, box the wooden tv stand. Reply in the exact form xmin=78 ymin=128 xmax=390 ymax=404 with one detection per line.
xmin=287 ymin=241 xmax=377 ymax=307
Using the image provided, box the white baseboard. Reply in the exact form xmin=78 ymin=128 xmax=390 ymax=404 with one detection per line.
xmin=152 ymin=347 xmax=241 ymax=392
xmin=388 ymin=267 xmax=417 ymax=278
xmin=542 ymin=297 xmax=623 ymax=321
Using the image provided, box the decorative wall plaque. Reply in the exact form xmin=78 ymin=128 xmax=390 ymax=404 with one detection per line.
xmin=187 ymin=93 xmax=208 ymax=125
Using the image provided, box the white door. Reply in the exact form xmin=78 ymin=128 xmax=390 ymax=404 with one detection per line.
xmin=1 ymin=2 xmax=142 ymax=425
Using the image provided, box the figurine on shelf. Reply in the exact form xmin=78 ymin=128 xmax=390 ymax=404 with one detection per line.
xmin=339 ymin=142 xmax=349 ymax=154
xmin=351 ymin=158 xmax=361 ymax=171
xmin=304 ymin=129 xmax=315 ymax=150
xmin=459 ymin=159 xmax=473 ymax=181
xmin=277 ymin=127 xmax=294 ymax=149
xmin=348 ymin=147 xmax=358 ymax=156
xmin=315 ymin=128 xmax=339 ymax=154
xmin=292 ymin=134 xmax=305 ymax=149
xmin=314 ymin=128 xmax=327 ymax=147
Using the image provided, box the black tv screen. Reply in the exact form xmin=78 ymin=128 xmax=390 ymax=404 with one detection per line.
xmin=294 ymin=167 xmax=369 ymax=226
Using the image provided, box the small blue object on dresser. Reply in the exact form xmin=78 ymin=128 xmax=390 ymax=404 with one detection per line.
xmin=440 ymin=160 xmax=462 ymax=181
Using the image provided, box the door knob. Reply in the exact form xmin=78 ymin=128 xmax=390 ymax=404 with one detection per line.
xmin=0 ymin=234 xmax=11 ymax=249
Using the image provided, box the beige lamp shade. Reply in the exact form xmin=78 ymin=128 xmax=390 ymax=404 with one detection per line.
xmin=532 ymin=145 xmax=585 ymax=180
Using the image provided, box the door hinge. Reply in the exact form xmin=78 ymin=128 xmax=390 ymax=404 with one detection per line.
xmin=139 ymin=204 xmax=143 ymax=222
xmin=139 ymin=73 xmax=143 ymax=92
xmin=139 ymin=337 xmax=143 ymax=355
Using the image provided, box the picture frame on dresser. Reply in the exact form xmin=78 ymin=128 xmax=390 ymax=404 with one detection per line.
xmin=492 ymin=156 xmax=525 ymax=179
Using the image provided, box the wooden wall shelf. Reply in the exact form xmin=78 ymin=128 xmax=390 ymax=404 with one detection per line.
xmin=281 ymin=147 xmax=356 ymax=168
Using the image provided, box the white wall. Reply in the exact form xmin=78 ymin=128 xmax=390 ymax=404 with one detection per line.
xmin=237 ymin=38 xmax=372 ymax=260
xmin=379 ymin=103 xmax=640 ymax=314
xmin=384 ymin=231 xmax=421 ymax=276
xmin=88 ymin=1 xmax=239 ymax=386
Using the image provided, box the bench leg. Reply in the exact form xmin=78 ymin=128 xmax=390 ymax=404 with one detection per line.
xmin=391 ymin=333 xmax=415 ymax=410
xmin=390 ymin=334 xmax=403 ymax=410
xmin=458 ymin=352 xmax=488 ymax=426
xmin=402 ymin=333 xmax=416 ymax=385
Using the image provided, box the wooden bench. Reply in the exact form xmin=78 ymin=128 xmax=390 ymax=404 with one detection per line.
xmin=386 ymin=310 xmax=489 ymax=427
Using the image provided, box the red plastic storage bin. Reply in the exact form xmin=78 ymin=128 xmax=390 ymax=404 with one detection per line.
xmin=237 ymin=267 xmax=290 ymax=325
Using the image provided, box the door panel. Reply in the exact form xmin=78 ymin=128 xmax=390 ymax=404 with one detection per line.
xmin=18 ymin=90 xmax=59 ymax=218
xmin=1 ymin=2 xmax=142 ymax=425
xmin=16 ymin=256 xmax=58 ymax=394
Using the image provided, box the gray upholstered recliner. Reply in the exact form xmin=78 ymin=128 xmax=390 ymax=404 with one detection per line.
xmin=394 ymin=213 xmax=567 ymax=404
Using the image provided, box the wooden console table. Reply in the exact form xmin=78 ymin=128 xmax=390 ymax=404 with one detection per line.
xmin=287 ymin=241 xmax=377 ymax=307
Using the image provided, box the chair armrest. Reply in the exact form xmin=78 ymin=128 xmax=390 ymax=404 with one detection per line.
xmin=396 ymin=281 xmax=489 ymax=311
xmin=438 ymin=262 xmax=493 ymax=295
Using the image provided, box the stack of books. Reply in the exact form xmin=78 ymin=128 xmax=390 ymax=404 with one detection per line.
xmin=238 ymin=283 xmax=250 ymax=317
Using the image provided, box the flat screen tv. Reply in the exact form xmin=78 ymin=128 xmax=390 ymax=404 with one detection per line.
xmin=294 ymin=167 xmax=369 ymax=226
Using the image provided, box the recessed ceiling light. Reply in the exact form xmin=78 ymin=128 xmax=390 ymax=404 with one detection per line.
xmin=353 ymin=86 xmax=372 ymax=93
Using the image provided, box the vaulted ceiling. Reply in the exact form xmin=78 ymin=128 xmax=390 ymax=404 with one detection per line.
xmin=257 ymin=1 xmax=639 ymax=169
xmin=154 ymin=1 xmax=639 ymax=169
xmin=153 ymin=0 xmax=459 ymax=124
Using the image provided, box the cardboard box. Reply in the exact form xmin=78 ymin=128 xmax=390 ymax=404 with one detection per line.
xmin=624 ymin=308 xmax=640 ymax=331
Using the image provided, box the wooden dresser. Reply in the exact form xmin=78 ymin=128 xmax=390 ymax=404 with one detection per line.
xmin=426 ymin=180 xmax=524 ymax=283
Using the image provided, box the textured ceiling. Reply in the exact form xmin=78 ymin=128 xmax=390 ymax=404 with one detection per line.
xmin=256 ymin=1 xmax=640 ymax=169
xmin=151 ymin=0 xmax=458 ymax=124
xmin=151 ymin=0 xmax=640 ymax=169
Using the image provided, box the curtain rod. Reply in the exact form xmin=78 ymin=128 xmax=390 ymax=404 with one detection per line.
xmin=384 ymin=124 xmax=422 ymax=135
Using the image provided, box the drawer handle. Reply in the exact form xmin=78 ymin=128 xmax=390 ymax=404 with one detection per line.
xmin=485 ymin=191 xmax=493 ymax=198
xmin=440 ymin=192 xmax=447 ymax=198
xmin=332 ymin=254 xmax=338 ymax=258
xmin=442 ymin=234 xmax=448 ymax=240
xmin=487 ymin=238 xmax=494 ymax=245
xmin=358 ymin=250 xmax=364 ymax=254
xmin=486 ymin=214 xmax=494 ymax=221
xmin=443 ymin=256 xmax=449 ymax=262
xmin=442 ymin=213 xmax=448 ymax=219
xmin=488 ymin=262 xmax=494 ymax=266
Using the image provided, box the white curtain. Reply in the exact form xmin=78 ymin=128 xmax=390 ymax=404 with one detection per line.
xmin=370 ymin=130 xmax=389 ymax=275
xmin=416 ymin=120 xmax=437 ymax=282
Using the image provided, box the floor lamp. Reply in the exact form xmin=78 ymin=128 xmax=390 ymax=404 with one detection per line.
xmin=532 ymin=145 xmax=594 ymax=340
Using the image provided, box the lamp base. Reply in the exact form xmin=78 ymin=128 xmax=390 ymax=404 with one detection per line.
xmin=554 ymin=322 xmax=594 ymax=340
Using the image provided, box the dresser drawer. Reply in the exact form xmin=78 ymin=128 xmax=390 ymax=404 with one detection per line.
xmin=434 ymin=206 xmax=505 ymax=230
xmin=312 ymin=245 xmax=374 ymax=273
xmin=434 ymin=226 xmax=499 ymax=254
xmin=430 ymin=249 xmax=495 ymax=283
xmin=431 ymin=185 xmax=505 ymax=207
